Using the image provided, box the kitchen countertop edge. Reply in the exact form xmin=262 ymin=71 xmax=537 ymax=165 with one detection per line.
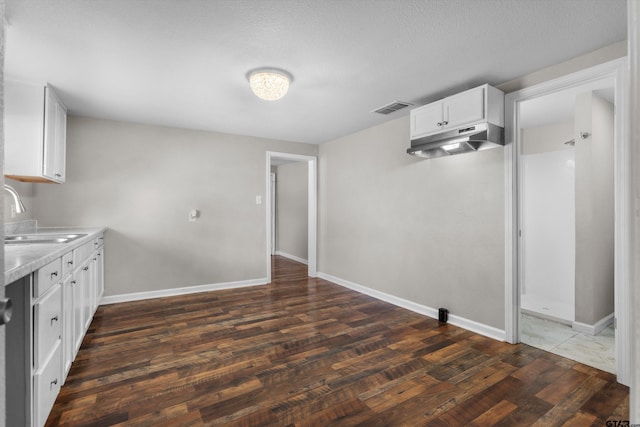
xmin=5 ymin=227 xmax=107 ymax=285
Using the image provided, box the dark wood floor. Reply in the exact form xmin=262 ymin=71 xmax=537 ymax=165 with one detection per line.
xmin=46 ymin=256 xmax=629 ymax=426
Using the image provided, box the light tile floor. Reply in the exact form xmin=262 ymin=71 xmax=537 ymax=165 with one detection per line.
xmin=520 ymin=313 xmax=615 ymax=374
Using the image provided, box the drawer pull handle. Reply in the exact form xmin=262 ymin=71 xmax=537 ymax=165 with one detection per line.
xmin=83 ymin=267 xmax=89 ymax=271
xmin=51 ymin=315 xmax=59 ymax=324
xmin=50 ymin=271 xmax=58 ymax=278
xmin=51 ymin=379 xmax=58 ymax=386
xmin=71 ymin=280 xmax=77 ymax=284
xmin=67 ymin=261 xmax=73 ymax=266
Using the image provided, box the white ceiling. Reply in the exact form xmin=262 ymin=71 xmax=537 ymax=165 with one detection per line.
xmin=5 ymin=0 xmax=627 ymax=144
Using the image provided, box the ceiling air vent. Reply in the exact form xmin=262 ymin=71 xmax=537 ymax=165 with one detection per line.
xmin=371 ymin=100 xmax=413 ymax=115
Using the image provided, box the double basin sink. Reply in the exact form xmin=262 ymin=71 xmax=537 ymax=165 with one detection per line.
xmin=5 ymin=233 xmax=87 ymax=245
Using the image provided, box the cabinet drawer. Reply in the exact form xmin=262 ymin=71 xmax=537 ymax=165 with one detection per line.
xmin=34 ymin=341 xmax=62 ymax=427
xmin=35 ymin=258 xmax=62 ymax=298
xmin=34 ymin=284 xmax=62 ymax=370
xmin=73 ymin=241 xmax=94 ymax=267
xmin=62 ymin=251 xmax=74 ymax=277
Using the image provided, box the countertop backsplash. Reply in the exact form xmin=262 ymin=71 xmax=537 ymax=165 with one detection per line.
xmin=4 ymin=219 xmax=38 ymax=235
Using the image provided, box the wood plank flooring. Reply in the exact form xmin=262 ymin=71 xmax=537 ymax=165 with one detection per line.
xmin=46 ymin=256 xmax=629 ymax=426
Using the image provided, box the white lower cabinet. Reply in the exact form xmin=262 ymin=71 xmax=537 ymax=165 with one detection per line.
xmin=61 ymin=275 xmax=74 ymax=378
xmin=6 ymin=232 xmax=106 ymax=427
xmin=33 ymin=284 xmax=62 ymax=369
xmin=71 ymin=270 xmax=85 ymax=354
xmin=34 ymin=342 xmax=62 ymax=427
xmin=32 ymin=283 xmax=63 ymax=427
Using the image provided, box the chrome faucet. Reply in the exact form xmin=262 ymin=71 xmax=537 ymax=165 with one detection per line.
xmin=4 ymin=184 xmax=26 ymax=213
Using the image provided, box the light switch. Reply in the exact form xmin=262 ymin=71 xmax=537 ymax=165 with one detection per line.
xmin=189 ymin=209 xmax=200 ymax=222
xmin=256 ymin=196 xmax=262 ymax=205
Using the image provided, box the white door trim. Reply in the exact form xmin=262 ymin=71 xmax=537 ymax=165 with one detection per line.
xmin=504 ymin=57 xmax=631 ymax=386
xmin=266 ymin=151 xmax=317 ymax=282
xmin=270 ymin=172 xmax=276 ymax=256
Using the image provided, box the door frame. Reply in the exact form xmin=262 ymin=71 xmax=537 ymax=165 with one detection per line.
xmin=265 ymin=151 xmax=317 ymax=282
xmin=503 ymin=57 xmax=631 ymax=385
xmin=270 ymin=172 xmax=276 ymax=256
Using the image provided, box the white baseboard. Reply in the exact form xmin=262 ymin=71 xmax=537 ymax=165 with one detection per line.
xmin=100 ymin=278 xmax=268 ymax=305
xmin=316 ymin=272 xmax=506 ymax=342
xmin=275 ymin=251 xmax=308 ymax=265
xmin=572 ymin=312 xmax=615 ymax=336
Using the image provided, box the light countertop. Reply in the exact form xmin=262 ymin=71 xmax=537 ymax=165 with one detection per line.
xmin=5 ymin=227 xmax=106 ymax=284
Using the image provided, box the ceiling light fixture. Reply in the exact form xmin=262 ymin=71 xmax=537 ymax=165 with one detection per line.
xmin=248 ymin=68 xmax=292 ymax=101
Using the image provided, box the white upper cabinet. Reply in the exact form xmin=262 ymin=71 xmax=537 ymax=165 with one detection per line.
xmin=410 ymin=84 xmax=504 ymax=139
xmin=5 ymin=80 xmax=67 ymax=184
xmin=411 ymin=102 xmax=443 ymax=137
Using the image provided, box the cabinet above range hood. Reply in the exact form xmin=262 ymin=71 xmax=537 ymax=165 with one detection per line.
xmin=407 ymin=84 xmax=505 ymax=159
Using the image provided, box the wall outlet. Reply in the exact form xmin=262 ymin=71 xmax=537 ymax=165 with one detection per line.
xmin=256 ymin=196 xmax=262 ymax=205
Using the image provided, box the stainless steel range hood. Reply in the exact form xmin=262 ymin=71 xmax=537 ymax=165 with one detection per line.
xmin=407 ymin=122 xmax=504 ymax=159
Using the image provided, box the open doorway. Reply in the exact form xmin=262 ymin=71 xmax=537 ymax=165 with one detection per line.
xmin=518 ymin=81 xmax=615 ymax=373
xmin=265 ymin=152 xmax=317 ymax=282
xmin=271 ymin=159 xmax=309 ymax=264
xmin=504 ymin=58 xmax=631 ymax=386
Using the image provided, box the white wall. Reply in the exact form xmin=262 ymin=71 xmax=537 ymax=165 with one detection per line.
xmin=318 ymin=117 xmax=506 ymax=329
xmin=629 ymin=0 xmax=640 ymax=420
xmin=574 ymin=93 xmax=615 ymax=325
xmin=275 ymin=161 xmax=308 ymax=261
xmin=32 ymin=116 xmax=318 ymax=297
xmin=520 ymin=140 xmax=575 ymax=322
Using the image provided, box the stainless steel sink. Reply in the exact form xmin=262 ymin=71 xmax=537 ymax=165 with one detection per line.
xmin=4 ymin=233 xmax=87 ymax=245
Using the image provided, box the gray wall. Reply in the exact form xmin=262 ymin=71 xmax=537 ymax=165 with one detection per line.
xmin=318 ymin=117 xmax=506 ymax=329
xmin=275 ymin=161 xmax=308 ymax=260
xmin=521 ymin=121 xmax=574 ymax=155
xmin=575 ymin=93 xmax=615 ymax=325
xmin=32 ymin=116 xmax=317 ymax=296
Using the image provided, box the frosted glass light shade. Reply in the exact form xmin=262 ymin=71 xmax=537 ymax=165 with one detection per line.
xmin=248 ymin=69 xmax=291 ymax=101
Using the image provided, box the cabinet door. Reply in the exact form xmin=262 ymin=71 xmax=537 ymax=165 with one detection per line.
xmin=443 ymin=86 xmax=485 ymax=129
xmin=81 ymin=262 xmax=93 ymax=331
xmin=96 ymin=249 xmax=104 ymax=304
xmin=411 ymin=101 xmax=444 ymax=138
xmin=33 ymin=284 xmax=62 ymax=370
xmin=72 ymin=273 xmax=84 ymax=353
xmin=34 ymin=342 xmax=62 ymax=427
xmin=43 ymin=87 xmax=66 ymax=183
xmin=90 ymin=251 xmax=103 ymax=313
xmin=61 ymin=276 xmax=74 ymax=379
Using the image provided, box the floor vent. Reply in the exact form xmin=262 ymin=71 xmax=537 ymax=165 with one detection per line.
xmin=371 ymin=100 xmax=413 ymax=115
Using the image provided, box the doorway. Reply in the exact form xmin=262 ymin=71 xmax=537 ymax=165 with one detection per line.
xmin=518 ymin=82 xmax=615 ymax=373
xmin=504 ymin=58 xmax=631 ymax=385
xmin=265 ymin=152 xmax=317 ymax=282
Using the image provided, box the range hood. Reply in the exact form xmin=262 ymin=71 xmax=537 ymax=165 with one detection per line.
xmin=407 ymin=122 xmax=504 ymax=159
